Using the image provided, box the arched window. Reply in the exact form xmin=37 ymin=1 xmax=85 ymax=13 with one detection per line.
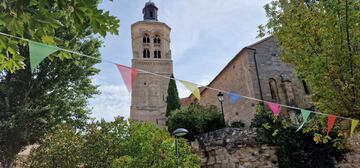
xmin=154 ymin=35 xmax=161 ymax=44
xmin=143 ymin=34 xmax=150 ymax=44
xmin=154 ymin=50 xmax=161 ymax=58
xmin=143 ymin=49 xmax=150 ymax=58
xmin=302 ymin=80 xmax=310 ymax=95
xmin=269 ymin=78 xmax=280 ymax=101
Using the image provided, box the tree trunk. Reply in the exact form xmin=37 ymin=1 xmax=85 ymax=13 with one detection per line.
xmin=1 ymin=158 xmax=14 ymax=168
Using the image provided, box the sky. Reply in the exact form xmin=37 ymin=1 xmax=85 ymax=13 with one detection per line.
xmin=88 ymin=0 xmax=271 ymax=121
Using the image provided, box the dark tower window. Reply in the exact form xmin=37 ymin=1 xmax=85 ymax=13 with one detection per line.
xmin=143 ymin=49 xmax=150 ymax=58
xmin=154 ymin=50 xmax=161 ymax=58
xmin=269 ymin=78 xmax=280 ymax=101
xmin=302 ymin=80 xmax=310 ymax=95
xmin=150 ymin=11 xmax=153 ymax=18
xmin=154 ymin=35 xmax=161 ymax=44
xmin=143 ymin=34 xmax=150 ymax=44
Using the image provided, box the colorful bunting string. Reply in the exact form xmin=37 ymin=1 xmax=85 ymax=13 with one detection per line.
xmin=179 ymin=80 xmax=201 ymax=100
xmin=0 ymin=31 xmax=359 ymax=136
xmin=267 ymin=102 xmax=281 ymax=117
xmin=228 ymin=92 xmax=241 ymax=104
xmin=29 ymin=40 xmax=58 ymax=72
xmin=116 ymin=64 xmax=138 ymax=93
xmin=351 ymin=120 xmax=359 ymax=137
xmin=296 ymin=110 xmax=311 ymax=132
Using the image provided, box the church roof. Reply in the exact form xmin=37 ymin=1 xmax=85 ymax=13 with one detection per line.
xmin=145 ymin=1 xmax=157 ymax=9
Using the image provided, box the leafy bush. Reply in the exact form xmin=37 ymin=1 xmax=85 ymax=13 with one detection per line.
xmin=229 ymin=120 xmax=245 ymax=128
xmin=251 ymin=108 xmax=347 ymax=168
xmin=167 ymin=103 xmax=225 ymax=139
xmin=21 ymin=117 xmax=200 ymax=168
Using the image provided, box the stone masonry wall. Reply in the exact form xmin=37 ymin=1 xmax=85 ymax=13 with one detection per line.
xmin=336 ymin=132 xmax=360 ymax=168
xmin=198 ymin=50 xmax=256 ymax=127
xmin=191 ymin=128 xmax=360 ymax=168
xmin=191 ymin=128 xmax=278 ymax=168
xmin=249 ymin=37 xmax=312 ymax=108
xmin=195 ymin=36 xmax=312 ymax=127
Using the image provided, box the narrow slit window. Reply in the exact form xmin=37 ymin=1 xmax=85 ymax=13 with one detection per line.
xmin=269 ymin=78 xmax=280 ymax=101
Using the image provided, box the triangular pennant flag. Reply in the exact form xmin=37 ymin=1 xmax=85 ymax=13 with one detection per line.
xmin=228 ymin=92 xmax=241 ymax=104
xmin=295 ymin=110 xmax=311 ymax=132
xmin=116 ymin=64 xmax=138 ymax=93
xmin=180 ymin=80 xmax=200 ymax=100
xmin=327 ymin=115 xmax=336 ymax=135
xmin=29 ymin=40 xmax=58 ymax=72
xmin=267 ymin=102 xmax=281 ymax=117
xmin=351 ymin=119 xmax=359 ymax=137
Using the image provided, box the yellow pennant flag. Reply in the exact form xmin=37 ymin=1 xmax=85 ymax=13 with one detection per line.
xmin=180 ymin=80 xmax=201 ymax=100
xmin=351 ymin=119 xmax=359 ymax=137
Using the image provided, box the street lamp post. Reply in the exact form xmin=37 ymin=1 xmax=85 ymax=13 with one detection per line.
xmin=217 ymin=92 xmax=225 ymax=125
xmin=172 ymin=128 xmax=189 ymax=168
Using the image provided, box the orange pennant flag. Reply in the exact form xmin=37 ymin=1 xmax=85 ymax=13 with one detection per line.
xmin=180 ymin=80 xmax=200 ymax=100
xmin=116 ymin=64 xmax=138 ymax=93
xmin=327 ymin=115 xmax=336 ymax=135
xmin=351 ymin=119 xmax=359 ymax=137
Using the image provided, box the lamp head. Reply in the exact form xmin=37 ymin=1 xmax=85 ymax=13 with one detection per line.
xmin=217 ymin=92 xmax=224 ymax=102
xmin=172 ymin=128 xmax=189 ymax=137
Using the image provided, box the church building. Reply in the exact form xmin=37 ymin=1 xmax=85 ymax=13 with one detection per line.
xmin=130 ymin=1 xmax=313 ymax=128
xmin=181 ymin=36 xmax=313 ymax=126
xmin=130 ymin=1 xmax=173 ymax=127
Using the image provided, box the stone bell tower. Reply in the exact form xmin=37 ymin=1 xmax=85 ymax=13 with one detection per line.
xmin=130 ymin=1 xmax=173 ymax=127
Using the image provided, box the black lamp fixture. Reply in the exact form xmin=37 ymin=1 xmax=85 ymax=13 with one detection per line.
xmin=217 ymin=92 xmax=225 ymax=125
xmin=172 ymin=128 xmax=189 ymax=168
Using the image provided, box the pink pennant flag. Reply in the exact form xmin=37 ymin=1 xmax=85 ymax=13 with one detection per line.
xmin=267 ymin=102 xmax=281 ymax=117
xmin=116 ymin=64 xmax=138 ymax=93
xmin=327 ymin=115 xmax=336 ymax=135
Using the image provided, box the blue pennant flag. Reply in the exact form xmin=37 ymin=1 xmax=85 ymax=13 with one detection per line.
xmin=228 ymin=92 xmax=241 ymax=104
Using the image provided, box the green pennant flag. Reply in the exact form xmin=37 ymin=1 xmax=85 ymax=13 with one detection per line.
xmin=29 ymin=40 xmax=58 ymax=72
xmin=295 ymin=110 xmax=311 ymax=132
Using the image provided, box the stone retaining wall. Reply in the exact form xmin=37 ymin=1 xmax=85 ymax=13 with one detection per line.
xmin=191 ymin=128 xmax=278 ymax=168
xmin=191 ymin=128 xmax=360 ymax=168
xmin=336 ymin=132 xmax=360 ymax=168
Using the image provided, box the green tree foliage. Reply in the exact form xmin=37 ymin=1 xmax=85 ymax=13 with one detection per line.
xmin=0 ymin=0 xmax=119 ymax=72
xmin=258 ymin=0 xmax=360 ymax=119
xmin=166 ymin=74 xmax=181 ymax=117
xmin=21 ymin=125 xmax=84 ymax=168
xmin=82 ymin=118 xmax=127 ymax=167
xmin=167 ymin=103 xmax=225 ymax=139
xmin=0 ymin=1 xmax=119 ymax=167
xmin=251 ymin=109 xmax=346 ymax=168
xmin=22 ymin=118 xmax=200 ymax=168
xmin=114 ymin=121 xmax=199 ymax=168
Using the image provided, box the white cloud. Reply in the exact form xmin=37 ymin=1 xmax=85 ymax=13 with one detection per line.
xmin=159 ymin=0 xmax=270 ymax=61
xmin=88 ymin=77 xmax=130 ymax=121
